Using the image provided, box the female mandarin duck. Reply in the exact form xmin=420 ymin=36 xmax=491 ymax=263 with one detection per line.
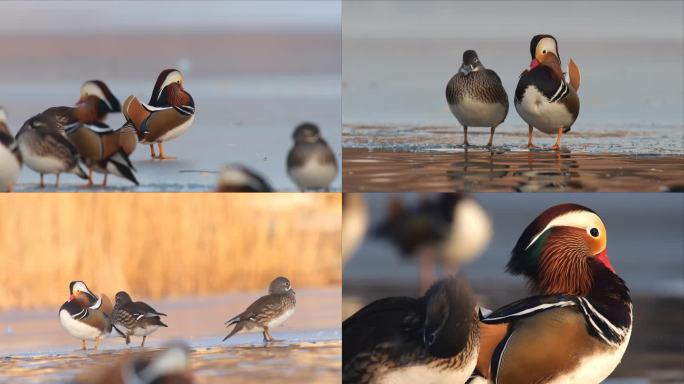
xmin=122 ymin=69 xmax=195 ymax=160
xmin=343 ymin=276 xmax=479 ymax=384
xmin=65 ymin=80 xmax=138 ymax=186
xmin=472 ymin=204 xmax=632 ymax=383
xmin=515 ymin=35 xmax=580 ymax=150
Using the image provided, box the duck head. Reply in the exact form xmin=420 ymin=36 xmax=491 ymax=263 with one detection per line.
xmin=74 ymin=80 xmax=121 ymax=123
xmin=69 ymin=280 xmax=100 ymax=307
xmin=149 ymin=69 xmax=190 ymax=107
xmin=528 ymin=34 xmax=564 ymax=79
xmin=292 ymin=123 xmax=321 ymax=143
xmin=423 ymin=276 xmax=476 ymax=358
xmin=507 ymin=204 xmax=613 ymax=297
xmin=269 ymin=276 xmax=295 ymax=295
xmin=114 ymin=291 xmax=134 ymax=306
xmin=459 ymin=49 xmax=485 ymax=75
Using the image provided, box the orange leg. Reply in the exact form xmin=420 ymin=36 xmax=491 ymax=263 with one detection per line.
xmin=82 ymin=168 xmax=93 ymax=188
xmin=157 ymin=143 xmax=176 ymax=160
xmin=149 ymin=144 xmax=156 ymax=159
xmin=94 ymin=336 xmax=100 ymax=350
xmin=527 ymin=125 xmax=538 ymax=149
xmin=551 ymin=127 xmax=563 ymax=151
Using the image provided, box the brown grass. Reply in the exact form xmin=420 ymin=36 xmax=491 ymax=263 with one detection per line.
xmin=0 ymin=193 xmax=341 ymax=310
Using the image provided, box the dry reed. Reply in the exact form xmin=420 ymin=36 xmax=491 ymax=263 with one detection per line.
xmin=0 ymin=193 xmax=341 ymax=310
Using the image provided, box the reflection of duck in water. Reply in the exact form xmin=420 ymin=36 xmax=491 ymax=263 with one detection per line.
xmin=515 ymin=151 xmax=583 ymax=192
xmin=446 ymin=148 xmax=509 ymax=189
xmin=373 ymin=193 xmax=491 ymax=293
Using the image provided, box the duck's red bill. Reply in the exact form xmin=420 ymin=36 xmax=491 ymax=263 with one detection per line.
xmin=596 ymin=249 xmax=615 ymax=273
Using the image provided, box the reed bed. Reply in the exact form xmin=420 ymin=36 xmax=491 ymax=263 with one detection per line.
xmin=0 ymin=193 xmax=341 ymax=310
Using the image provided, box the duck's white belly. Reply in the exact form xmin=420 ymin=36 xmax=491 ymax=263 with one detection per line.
xmin=549 ymin=328 xmax=632 ymax=384
xmin=59 ymin=309 xmax=102 ymax=340
xmin=19 ymin=141 xmax=66 ymax=173
xmin=515 ymin=87 xmax=576 ymax=133
xmin=450 ymin=96 xmax=506 ymax=127
xmin=379 ymin=348 xmax=477 ymax=384
xmin=155 ymin=115 xmax=194 ymax=143
xmin=0 ymin=146 xmax=20 ymax=189
xmin=288 ymin=159 xmax=337 ymax=189
xmin=268 ymin=307 xmax=295 ymax=328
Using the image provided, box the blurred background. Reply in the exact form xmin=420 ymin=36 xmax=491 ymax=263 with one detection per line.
xmin=0 ymin=1 xmax=341 ymax=190
xmin=343 ymin=1 xmax=684 ymax=154
xmin=343 ymin=193 xmax=684 ymax=383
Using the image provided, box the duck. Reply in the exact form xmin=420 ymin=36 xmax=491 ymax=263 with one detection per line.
xmin=15 ymin=113 xmax=88 ymax=188
xmin=446 ymin=50 xmax=509 ymax=147
xmin=73 ymin=343 xmax=194 ymax=384
xmin=58 ymin=281 xmax=114 ymax=350
xmin=286 ymin=123 xmax=338 ymax=191
xmin=64 ymin=80 xmax=138 ymax=186
xmin=515 ymin=34 xmax=581 ymax=150
xmin=223 ymin=277 xmax=296 ymax=342
xmin=0 ymin=107 xmax=22 ymax=192
xmin=111 ymin=291 xmax=168 ymax=348
xmin=122 ymin=69 xmax=195 ymax=160
xmin=473 ymin=203 xmax=632 ymax=383
xmin=216 ymin=164 xmax=273 ymax=192
xmin=373 ymin=193 xmax=492 ymax=293
xmin=343 ymin=275 xmax=479 ymax=384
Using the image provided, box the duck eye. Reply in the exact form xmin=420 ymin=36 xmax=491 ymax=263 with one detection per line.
xmin=542 ymin=49 xmax=547 ymax=54
xmin=590 ymin=228 xmax=599 ymax=237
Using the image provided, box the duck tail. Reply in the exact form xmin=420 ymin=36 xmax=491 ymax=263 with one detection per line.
xmin=106 ymin=149 xmax=138 ymax=185
xmin=222 ymin=321 xmax=245 ymax=342
xmin=568 ymin=58 xmax=580 ymax=91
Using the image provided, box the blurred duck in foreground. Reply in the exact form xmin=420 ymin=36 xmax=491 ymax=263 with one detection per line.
xmin=0 ymin=107 xmax=21 ymax=191
xmin=122 ymin=69 xmax=195 ymax=160
xmin=473 ymin=204 xmax=632 ymax=383
xmin=73 ymin=343 xmax=194 ymax=384
xmin=342 ymin=193 xmax=369 ymax=264
xmin=58 ymin=281 xmax=114 ymax=350
xmin=343 ymin=275 xmax=478 ymax=384
xmin=374 ymin=193 xmax=492 ymax=293
xmin=216 ymin=164 xmax=273 ymax=192
xmin=287 ymin=123 xmax=338 ymax=191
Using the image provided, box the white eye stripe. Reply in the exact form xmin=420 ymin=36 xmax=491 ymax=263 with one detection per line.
xmin=537 ymin=37 xmax=558 ymax=56
xmin=525 ymin=210 xmax=603 ymax=250
xmin=81 ymin=83 xmax=112 ymax=110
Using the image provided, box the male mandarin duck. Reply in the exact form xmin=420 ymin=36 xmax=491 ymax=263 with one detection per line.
xmin=515 ymin=35 xmax=580 ymax=150
xmin=122 ymin=69 xmax=195 ymax=160
xmin=58 ymin=281 xmax=115 ymax=350
xmin=15 ymin=113 xmax=88 ymax=188
xmin=0 ymin=107 xmax=21 ymax=192
xmin=446 ymin=50 xmax=509 ymax=147
xmin=343 ymin=276 xmax=479 ymax=384
xmin=374 ymin=194 xmax=492 ymax=293
xmin=472 ymin=204 xmax=632 ymax=383
xmin=64 ymin=80 xmax=138 ymax=186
